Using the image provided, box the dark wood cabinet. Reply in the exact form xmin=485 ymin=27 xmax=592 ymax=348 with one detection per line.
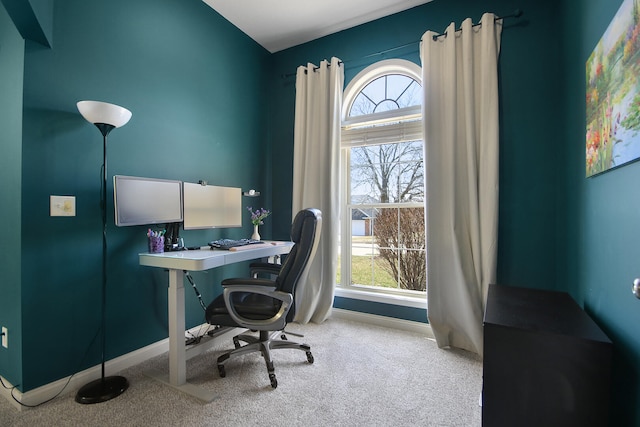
xmin=482 ymin=284 xmax=612 ymax=427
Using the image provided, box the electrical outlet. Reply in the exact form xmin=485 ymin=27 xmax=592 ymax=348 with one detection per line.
xmin=1 ymin=327 xmax=7 ymax=349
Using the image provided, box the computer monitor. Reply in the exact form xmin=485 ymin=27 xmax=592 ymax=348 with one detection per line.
xmin=182 ymin=182 xmax=242 ymax=230
xmin=113 ymin=175 xmax=183 ymax=227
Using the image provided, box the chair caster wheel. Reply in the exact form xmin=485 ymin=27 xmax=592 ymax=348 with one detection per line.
xmin=269 ymin=373 xmax=278 ymax=388
xmin=218 ymin=365 xmax=226 ymax=378
xmin=306 ymin=351 xmax=314 ymax=364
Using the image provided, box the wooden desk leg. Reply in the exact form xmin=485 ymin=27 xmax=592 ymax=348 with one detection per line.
xmin=167 ymin=269 xmax=185 ymax=386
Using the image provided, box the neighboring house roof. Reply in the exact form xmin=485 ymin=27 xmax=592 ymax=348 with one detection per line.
xmin=351 ymin=195 xmax=382 ymax=220
xmin=352 ymin=209 xmax=369 ymax=220
xmin=351 ymin=207 xmax=379 ymax=220
xmin=351 ymin=195 xmax=380 ymax=220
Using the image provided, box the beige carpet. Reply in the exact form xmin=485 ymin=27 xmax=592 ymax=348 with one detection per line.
xmin=0 ymin=317 xmax=482 ymax=426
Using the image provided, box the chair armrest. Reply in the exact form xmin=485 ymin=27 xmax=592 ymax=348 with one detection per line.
xmin=222 ymin=285 xmax=293 ymax=331
xmin=249 ymin=262 xmax=282 ymax=278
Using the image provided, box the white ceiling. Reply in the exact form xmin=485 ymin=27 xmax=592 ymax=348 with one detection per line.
xmin=202 ymin=0 xmax=432 ymax=53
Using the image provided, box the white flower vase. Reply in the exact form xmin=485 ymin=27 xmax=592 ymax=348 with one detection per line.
xmin=251 ymin=224 xmax=261 ymax=241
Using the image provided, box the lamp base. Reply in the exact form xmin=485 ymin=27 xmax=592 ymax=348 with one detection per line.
xmin=75 ymin=375 xmax=129 ymax=404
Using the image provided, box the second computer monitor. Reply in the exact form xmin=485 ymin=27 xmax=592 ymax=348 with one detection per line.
xmin=182 ymin=182 xmax=242 ymax=230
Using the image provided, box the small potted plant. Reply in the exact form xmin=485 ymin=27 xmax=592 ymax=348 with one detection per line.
xmin=247 ymin=206 xmax=271 ymax=240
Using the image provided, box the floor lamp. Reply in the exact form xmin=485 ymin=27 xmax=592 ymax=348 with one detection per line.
xmin=75 ymin=100 xmax=132 ymax=404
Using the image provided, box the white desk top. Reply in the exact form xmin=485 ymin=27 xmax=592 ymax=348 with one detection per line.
xmin=139 ymin=241 xmax=293 ymax=271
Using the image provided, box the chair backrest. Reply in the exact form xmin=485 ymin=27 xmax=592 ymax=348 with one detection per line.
xmin=276 ymin=208 xmax=322 ymax=320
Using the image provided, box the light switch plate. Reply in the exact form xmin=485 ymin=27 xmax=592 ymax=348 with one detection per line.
xmin=50 ymin=195 xmax=76 ymax=216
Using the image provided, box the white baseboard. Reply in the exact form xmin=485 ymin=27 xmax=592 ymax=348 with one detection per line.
xmin=331 ymin=308 xmax=434 ymax=338
xmin=1 ymin=324 xmax=206 ymax=411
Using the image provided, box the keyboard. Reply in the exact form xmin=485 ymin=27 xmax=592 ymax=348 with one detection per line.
xmin=208 ymin=238 xmax=262 ymax=250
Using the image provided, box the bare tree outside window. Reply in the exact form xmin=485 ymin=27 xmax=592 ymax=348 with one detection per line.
xmin=374 ymin=207 xmax=426 ymax=291
xmin=343 ymin=69 xmax=426 ymax=293
xmin=350 ymin=141 xmax=424 ymax=204
xmin=350 ymin=143 xmax=426 ymax=291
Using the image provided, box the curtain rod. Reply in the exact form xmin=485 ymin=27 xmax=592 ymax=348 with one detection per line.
xmin=431 ymin=9 xmax=523 ymax=41
xmin=281 ymin=9 xmax=523 ymax=79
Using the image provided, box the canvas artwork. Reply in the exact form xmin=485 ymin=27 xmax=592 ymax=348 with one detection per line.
xmin=586 ymin=0 xmax=640 ymax=177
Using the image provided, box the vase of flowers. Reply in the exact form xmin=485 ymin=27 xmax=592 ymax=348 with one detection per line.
xmin=247 ymin=207 xmax=271 ymax=240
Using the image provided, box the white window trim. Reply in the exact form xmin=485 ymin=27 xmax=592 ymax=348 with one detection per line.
xmin=339 ymin=58 xmax=425 ymax=302
xmin=342 ymin=105 xmax=422 ymax=129
xmin=335 ymin=286 xmax=427 ymax=309
xmin=342 ymin=119 xmax=423 ymax=146
xmin=342 ymin=59 xmax=422 ymax=121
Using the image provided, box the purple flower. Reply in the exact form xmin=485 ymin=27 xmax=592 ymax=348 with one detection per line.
xmin=247 ymin=206 xmax=271 ymax=225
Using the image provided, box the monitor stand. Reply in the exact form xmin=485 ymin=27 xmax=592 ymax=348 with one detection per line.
xmin=164 ymin=222 xmax=185 ymax=251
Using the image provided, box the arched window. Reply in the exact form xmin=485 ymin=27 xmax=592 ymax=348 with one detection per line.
xmin=339 ymin=59 xmax=426 ymax=299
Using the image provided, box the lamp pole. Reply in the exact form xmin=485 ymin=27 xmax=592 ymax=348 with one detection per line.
xmin=99 ymin=124 xmax=113 ymax=384
xmin=75 ymin=102 xmax=131 ymax=404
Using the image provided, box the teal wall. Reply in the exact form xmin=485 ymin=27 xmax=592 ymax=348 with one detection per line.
xmin=1 ymin=0 xmax=53 ymax=47
xmin=2 ymin=0 xmax=639 ymax=422
xmin=0 ymin=2 xmax=24 ymax=389
xmin=6 ymin=0 xmax=271 ymax=391
xmin=269 ymin=0 xmax=563 ymax=314
xmin=562 ymin=0 xmax=640 ymax=425
xmin=269 ymin=0 xmax=639 ymax=423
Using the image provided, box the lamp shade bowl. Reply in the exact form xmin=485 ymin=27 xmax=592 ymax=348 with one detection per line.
xmin=77 ymin=100 xmax=132 ymax=128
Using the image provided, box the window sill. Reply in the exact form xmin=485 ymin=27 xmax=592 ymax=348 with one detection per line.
xmin=334 ymin=287 xmax=426 ymax=309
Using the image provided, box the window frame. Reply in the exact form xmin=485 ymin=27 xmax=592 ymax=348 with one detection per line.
xmin=338 ymin=59 xmax=426 ymax=307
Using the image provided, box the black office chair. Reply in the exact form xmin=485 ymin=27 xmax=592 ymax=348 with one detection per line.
xmin=205 ymin=208 xmax=322 ymax=388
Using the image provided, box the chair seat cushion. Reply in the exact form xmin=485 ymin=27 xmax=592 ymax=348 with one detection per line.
xmin=205 ymin=292 xmax=282 ymax=327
